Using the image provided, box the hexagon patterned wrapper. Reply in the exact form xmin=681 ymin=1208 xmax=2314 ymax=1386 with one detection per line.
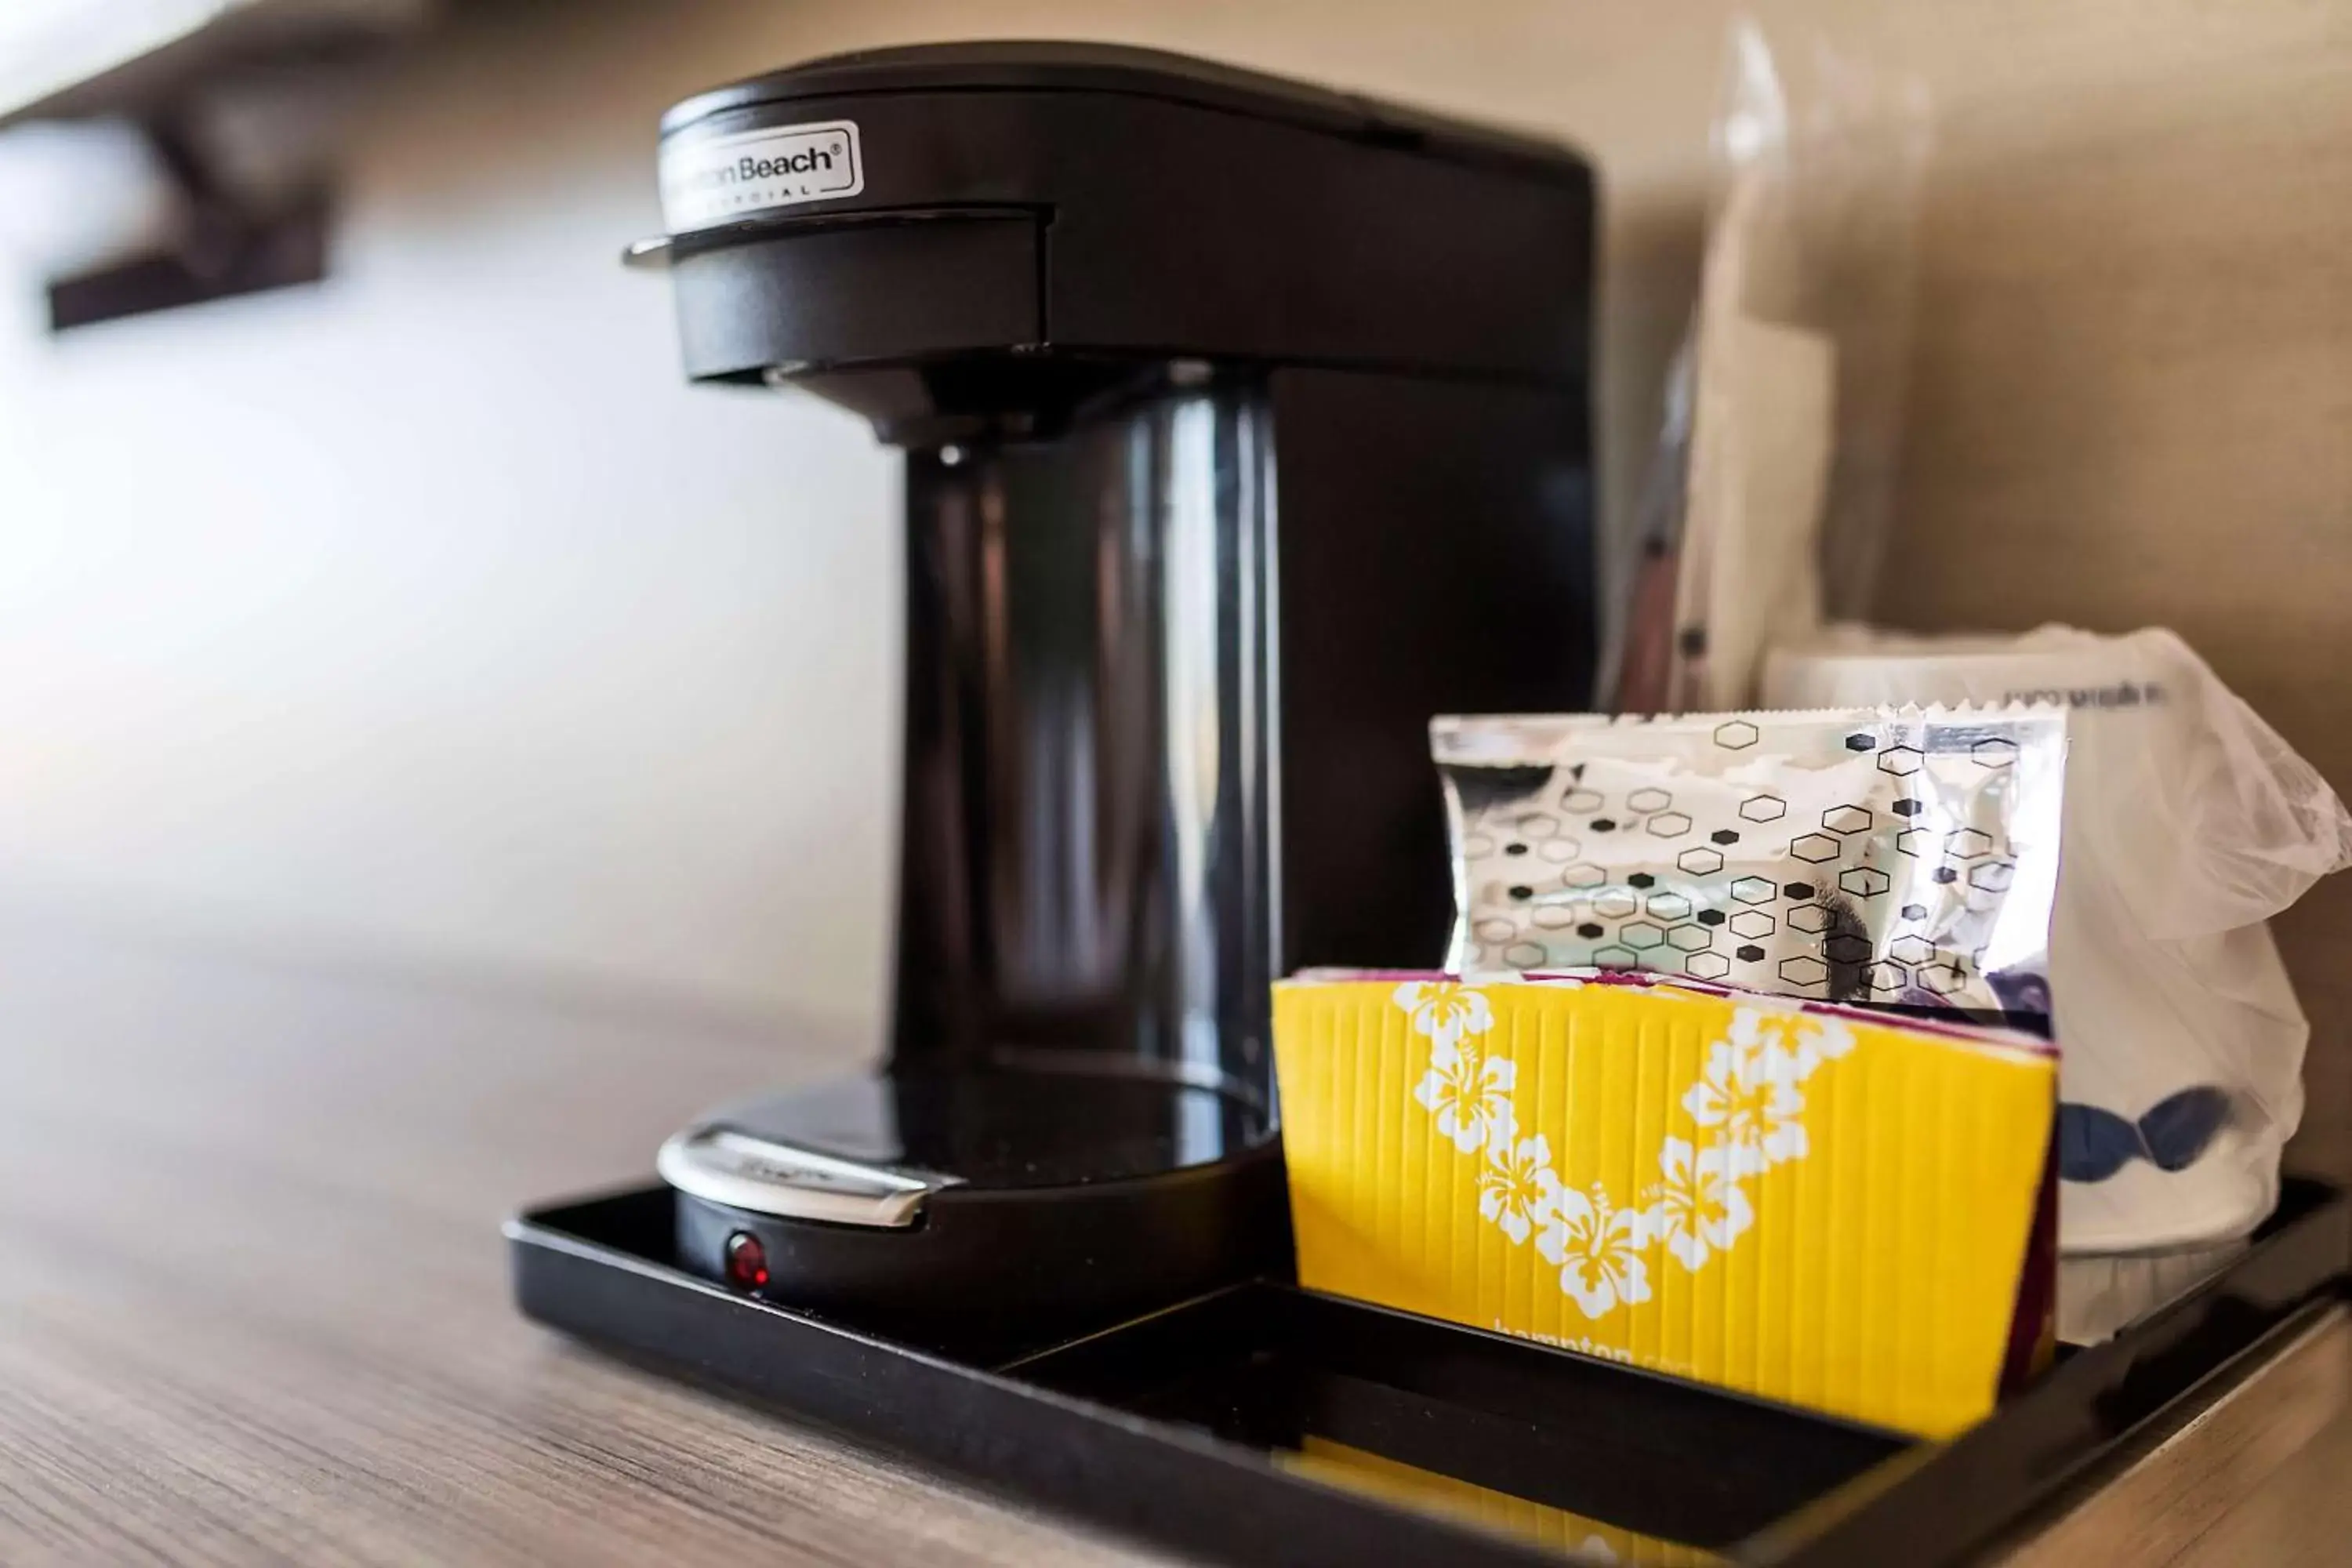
xmin=1431 ymin=707 xmax=2067 ymax=1019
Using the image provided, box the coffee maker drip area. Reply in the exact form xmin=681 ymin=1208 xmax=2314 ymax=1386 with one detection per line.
xmin=513 ymin=39 xmax=2350 ymax=1568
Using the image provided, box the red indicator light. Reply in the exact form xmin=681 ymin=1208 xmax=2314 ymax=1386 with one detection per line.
xmin=724 ymin=1230 xmax=770 ymax=1291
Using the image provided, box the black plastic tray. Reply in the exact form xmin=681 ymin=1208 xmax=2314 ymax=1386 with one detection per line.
xmin=509 ymin=1178 xmax=2347 ymax=1566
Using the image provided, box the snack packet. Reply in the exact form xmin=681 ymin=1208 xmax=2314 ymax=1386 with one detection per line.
xmin=1432 ymin=708 xmax=2067 ymax=1022
xmin=1273 ymin=970 xmax=2058 ymax=1438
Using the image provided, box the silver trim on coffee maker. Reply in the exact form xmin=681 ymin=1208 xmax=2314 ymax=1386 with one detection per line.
xmin=655 ymin=1125 xmax=960 ymax=1229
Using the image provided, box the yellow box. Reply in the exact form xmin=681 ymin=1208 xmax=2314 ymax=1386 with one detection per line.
xmin=1272 ymin=974 xmax=2056 ymax=1439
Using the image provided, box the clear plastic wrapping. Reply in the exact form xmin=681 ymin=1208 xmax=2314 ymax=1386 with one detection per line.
xmin=1603 ymin=18 xmax=1929 ymax=714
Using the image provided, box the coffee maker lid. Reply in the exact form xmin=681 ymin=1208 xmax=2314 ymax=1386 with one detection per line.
xmin=637 ymin=40 xmax=1597 ymax=391
xmin=659 ymin=39 xmax=1581 ymax=185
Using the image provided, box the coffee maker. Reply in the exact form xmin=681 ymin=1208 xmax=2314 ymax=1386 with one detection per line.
xmin=635 ymin=42 xmax=1595 ymax=1338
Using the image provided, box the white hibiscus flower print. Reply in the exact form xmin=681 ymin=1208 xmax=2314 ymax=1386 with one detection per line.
xmin=1643 ymin=1136 xmax=1755 ymax=1272
xmin=1535 ymin=1182 xmax=1652 ymax=1319
xmin=1681 ymin=1038 xmax=1807 ymax=1175
xmin=1798 ymin=1014 xmax=1857 ymax=1065
xmin=1729 ymin=1004 xmax=1856 ymax=1077
xmin=1477 ymin=1133 xmax=1562 ymax=1244
xmin=1415 ymin=1047 xmax=1519 ymax=1154
xmin=1392 ymin=979 xmax=1494 ymax=1058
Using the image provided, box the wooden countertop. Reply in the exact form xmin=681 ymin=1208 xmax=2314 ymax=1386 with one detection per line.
xmin=1998 ymin=1308 xmax=2351 ymax=1567
xmin=0 ymin=914 xmax=1164 ymax=1566
xmin=0 ymin=910 xmax=2339 ymax=1566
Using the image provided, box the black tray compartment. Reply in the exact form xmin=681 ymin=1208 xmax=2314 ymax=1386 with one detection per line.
xmin=1007 ymin=1282 xmax=1904 ymax=1552
xmin=509 ymin=1178 xmax=2346 ymax=1567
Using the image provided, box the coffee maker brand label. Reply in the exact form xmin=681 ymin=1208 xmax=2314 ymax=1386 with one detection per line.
xmin=659 ymin=120 xmax=864 ymax=231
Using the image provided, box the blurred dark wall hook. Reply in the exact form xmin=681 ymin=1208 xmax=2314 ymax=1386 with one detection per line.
xmin=45 ymin=112 xmax=330 ymax=333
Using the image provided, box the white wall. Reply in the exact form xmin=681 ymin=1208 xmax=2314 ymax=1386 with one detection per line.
xmin=0 ymin=0 xmax=1731 ymax=1035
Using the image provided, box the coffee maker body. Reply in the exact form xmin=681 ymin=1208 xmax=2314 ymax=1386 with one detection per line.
xmin=645 ymin=43 xmax=1596 ymax=1338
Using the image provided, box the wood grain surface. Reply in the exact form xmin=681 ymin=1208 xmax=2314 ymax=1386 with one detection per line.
xmin=1996 ymin=1308 xmax=2352 ymax=1568
xmin=0 ymin=911 xmax=1170 ymax=1567
xmin=0 ymin=906 xmax=2340 ymax=1566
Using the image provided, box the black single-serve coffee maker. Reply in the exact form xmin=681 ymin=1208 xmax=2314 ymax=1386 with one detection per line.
xmin=635 ymin=42 xmax=1595 ymax=1339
